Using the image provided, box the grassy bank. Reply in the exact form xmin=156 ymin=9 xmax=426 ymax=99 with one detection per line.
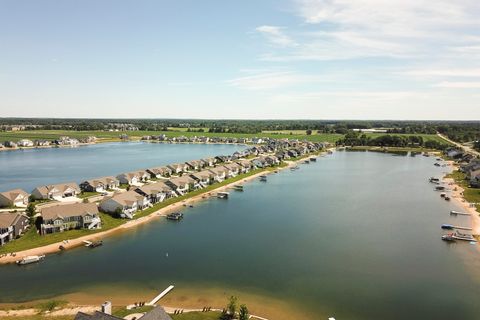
xmin=446 ymin=170 xmax=480 ymax=211
xmin=344 ymin=146 xmax=438 ymax=154
xmin=0 ymin=167 xmax=271 ymax=254
xmin=172 ymin=311 xmax=221 ymax=320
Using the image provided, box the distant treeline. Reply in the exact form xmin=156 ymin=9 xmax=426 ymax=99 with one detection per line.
xmin=337 ymin=132 xmax=451 ymax=150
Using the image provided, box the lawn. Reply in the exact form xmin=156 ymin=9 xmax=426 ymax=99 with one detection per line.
xmin=0 ymin=129 xmax=445 ymax=145
xmin=446 ymin=170 xmax=480 ymax=211
xmin=171 ymin=311 xmax=221 ymax=320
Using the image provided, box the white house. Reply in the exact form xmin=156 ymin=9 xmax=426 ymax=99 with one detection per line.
xmin=0 ymin=189 xmax=29 ymax=207
xmin=31 ymin=182 xmax=80 ymax=200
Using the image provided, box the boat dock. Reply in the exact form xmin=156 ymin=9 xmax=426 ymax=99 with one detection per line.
xmin=450 ymin=210 xmax=471 ymax=216
xmin=147 ymin=285 xmax=175 ymax=306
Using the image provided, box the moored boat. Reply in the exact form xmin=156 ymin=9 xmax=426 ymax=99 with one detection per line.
xmin=234 ymin=185 xmax=244 ymax=191
xmin=441 ymin=224 xmax=454 ymax=230
xmin=429 ymin=177 xmax=440 ymax=183
xmin=435 ymin=186 xmax=445 ymax=191
xmin=166 ymin=212 xmax=183 ymax=221
xmin=310 ymin=157 xmax=317 ymax=162
xmin=16 ymin=255 xmax=45 ymax=265
xmin=87 ymin=240 xmax=103 ymax=248
xmin=444 ymin=196 xmax=451 ymax=201
xmin=217 ymin=192 xmax=229 ymax=199
xmin=442 ymin=233 xmax=455 ymax=242
xmin=453 ymin=231 xmax=477 ymax=242
xmin=259 ymin=175 xmax=268 ymax=181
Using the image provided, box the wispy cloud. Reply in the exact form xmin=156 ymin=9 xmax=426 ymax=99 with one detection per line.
xmin=227 ymin=71 xmax=321 ymax=90
xmin=433 ymin=81 xmax=480 ymax=88
xmin=256 ymin=25 xmax=298 ymax=47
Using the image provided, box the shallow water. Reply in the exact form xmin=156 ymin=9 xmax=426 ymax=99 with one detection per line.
xmin=1 ymin=151 xmax=479 ymax=319
xmin=0 ymin=142 xmax=242 ymax=192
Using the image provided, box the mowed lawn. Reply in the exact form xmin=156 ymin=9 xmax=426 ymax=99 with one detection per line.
xmin=0 ymin=130 xmax=445 ymax=144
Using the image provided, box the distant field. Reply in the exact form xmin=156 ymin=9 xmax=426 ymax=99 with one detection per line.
xmin=0 ymin=130 xmax=446 ymax=144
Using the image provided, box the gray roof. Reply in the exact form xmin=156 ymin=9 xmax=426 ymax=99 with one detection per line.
xmin=140 ymin=306 xmax=173 ymax=320
xmin=74 ymin=311 xmax=122 ymax=320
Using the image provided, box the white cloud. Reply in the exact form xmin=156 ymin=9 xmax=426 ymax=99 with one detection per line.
xmin=433 ymin=81 xmax=480 ymax=88
xmin=227 ymin=71 xmax=321 ymax=90
xmin=401 ymin=68 xmax=480 ymax=78
xmin=256 ymin=25 xmax=298 ymax=47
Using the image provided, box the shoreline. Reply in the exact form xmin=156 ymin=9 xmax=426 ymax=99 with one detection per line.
xmin=443 ymin=163 xmax=480 ymax=236
xmin=0 ymin=154 xmax=311 ymax=265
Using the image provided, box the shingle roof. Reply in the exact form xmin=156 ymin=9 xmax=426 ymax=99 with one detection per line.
xmin=74 ymin=311 xmax=123 ymax=320
xmin=139 ymin=306 xmax=173 ymax=320
xmin=41 ymin=202 xmax=99 ymax=221
xmin=0 ymin=212 xmax=26 ymax=228
xmin=0 ymin=189 xmax=29 ymax=202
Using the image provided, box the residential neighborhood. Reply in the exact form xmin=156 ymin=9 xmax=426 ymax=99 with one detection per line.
xmin=0 ymin=138 xmax=325 ymax=246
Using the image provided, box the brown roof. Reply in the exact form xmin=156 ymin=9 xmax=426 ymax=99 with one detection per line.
xmin=0 ymin=189 xmax=29 ymax=202
xmin=136 ymin=182 xmax=173 ymax=195
xmin=83 ymin=176 xmax=118 ymax=188
xmin=0 ymin=212 xmax=27 ymax=228
xmin=104 ymin=190 xmax=145 ymax=206
xmin=41 ymin=202 xmax=99 ymax=221
xmin=34 ymin=182 xmax=80 ymax=197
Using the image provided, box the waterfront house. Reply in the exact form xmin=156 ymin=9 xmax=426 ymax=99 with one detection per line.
xmin=75 ymin=306 xmax=172 ymax=320
xmin=55 ymin=136 xmax=80 ymax=146
xmin=265 ymin=155 xmax=280 ymax=166
xmin=190 ymin=170 xmax=215 ymax=187
xmin=165 ymin=176 xmax=199 ymax=195
xmin=80 ymin=176 xmax=120 ymax=192
xmin=34 ymin=139 xmax=51 ymax=147
xmin=146 ymin=166 xmax=173 ymax=179
xmin=185 ymin=159 xmax=204 ymax=171
xmin=135 ymin=182 xmax=176 ymax=204
xmin=4 ymin=141 xmax=17 ymax=148
xmin=0 ymin=212 xmax=29 ymax=246
xmin=215 ymin=155 xmax=230 ymax=163
xmin=251 ymin=158 xmax=267 ymax=168
xmin=167 ymin=163 xmax=189 ymax=174
xmin=117 ymin=171 xmax=150 ymax=185
xmin=223 ymin=163 xmax=241 ymax=177
xmin=17 ymin=139 xmax=34 ymax=147
xmin=201 ymin=157 xmax=216 ymax=167
xmin=100 ymin=191 xmax=150 ymax=218
xmin=236 ymin=160 xmax=253 ymax=173
xmin=40 ymin=202 xmax=101 ymax=234
xmin=208 ymin=167 xmax=228 ymax=182
xmin=31 ymin=182 xmax=81 ymax=200
xmin=0 ymin=189 xmax=29 ymax=208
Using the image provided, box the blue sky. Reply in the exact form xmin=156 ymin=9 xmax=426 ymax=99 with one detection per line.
xmin=1 ymin=0 xmax=480 ymax=120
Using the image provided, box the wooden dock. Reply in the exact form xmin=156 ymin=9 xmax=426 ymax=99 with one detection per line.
xmin=453 ymin=226 xmax=473 ymax=231
xmin=147 ymin=285 xmax=175 ymax=306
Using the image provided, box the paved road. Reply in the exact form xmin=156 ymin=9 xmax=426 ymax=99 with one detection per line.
xmin=437 ymin=133 xmax=480 ymax=157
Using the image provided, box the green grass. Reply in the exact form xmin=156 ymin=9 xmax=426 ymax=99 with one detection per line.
xmin=171 ymin=311 xmax=222 ymax=320
xmin=345 ymin=146 xmax=438 ymax=153
xmin=0 ymin=129 xmax=446 ymax=145
xmin=36 ymin=300 xmax=68 ymax=312
xmin=77 ymin=192 xmax=100 ymax=199
xmin=112 ymin=305 xmax=154 ymax=318
xmin=445 ymin=170 xmax=480 ymax=212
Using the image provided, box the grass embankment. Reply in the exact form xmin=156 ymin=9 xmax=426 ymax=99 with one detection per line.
xmin=345 ymin=146 xmax=438 ymax=154
xmin=0 ymin=167 xmax=272 ymax=254
xmin=77 ymin=192 xmax=100 ymax=199
xmin=0 ymin=129 xmax=445 ymax=145
xmin=446 ymin=170 xmax=480 ymax=212
xmin=172 ymin=311 xmax=222 ymax=320
xmin=112 ymin=305 xmax=154 ymax=318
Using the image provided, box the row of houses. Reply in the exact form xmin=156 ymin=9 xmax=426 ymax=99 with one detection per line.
xmin=0 ymin=139 xmax=325 ymax=244
xmin=1 ymin=136 xmax=97 ymax=149
xmin=141 ymin=134 xmax=267 ymax=144
xmin=459 ymin=157 xmax=480 ymax=188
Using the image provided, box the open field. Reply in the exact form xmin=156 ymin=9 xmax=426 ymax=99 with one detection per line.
xmin=0 ymin=130 xmax=446 ymax=144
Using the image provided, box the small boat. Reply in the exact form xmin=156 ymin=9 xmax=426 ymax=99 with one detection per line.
xmin=310 ymin=157 xmax=317 ymax=162
xmin=441 ymin=224 xmax=454 ymax=230
xmin=440 ymin=193 xmax=446 ymax=198
xmin=217 ymin=192 xmax=229 ymax=199
xmin=59 ymin=245 xmax=66 ymax=251
xmin=435 ymin=186 xmax=445 ymax=191
xmin=434 ymin=163 xmax=441 ymax=167
xmin=450 ymin=210 xmax=470 ymax=216
xmin=429 ymin=177 xmax=440 ymax=183
xmin=304 ymin=160 xmax=310 ymax=164
xmin=259 ymin=175 xmax=268 ymax=181
xmin=166 ymin=212 xmax=183 ymax=221
xmin=453 ymin=231 xmax=477 ymax=242
xmin=16 ymin=255 xmax=45 ymax=265
xmin=87 ymin=240 xmax=103 ymax=248
xmin=444 ymin=196 xmax=451 ymax=201
xmin=234 ymin=185 xmax=244 ymax=191
xmin=442 ymin=234 xmax=455 ymax=242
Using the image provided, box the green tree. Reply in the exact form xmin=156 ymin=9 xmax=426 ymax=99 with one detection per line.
xmin=238 ymin=304 xmax=249 ymax=320
xmin=227 ymin=296 xmax=237 ymax=316
xmin=306 ymin=129 xmax=312 ymax=135
xmin=26 ymin=203 xmax=36 ymax=218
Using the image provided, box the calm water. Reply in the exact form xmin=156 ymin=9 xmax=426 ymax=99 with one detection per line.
xmin=0 ymin=142 xmax=242 ymax=192
xmin=1 ymin=151 xmax=480 ymax=319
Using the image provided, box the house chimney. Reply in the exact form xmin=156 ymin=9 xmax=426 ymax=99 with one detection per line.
xmin=101 ymin=301 xmax=112 ymax=315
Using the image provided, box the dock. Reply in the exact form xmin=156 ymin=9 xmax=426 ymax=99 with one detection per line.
xmin=453 ymin=226 xmax=473 ymax=231
xmin=147 ymin=285 xmax=175 ymax=306
xmin=450 ymin=210 xmax=471 ymax=216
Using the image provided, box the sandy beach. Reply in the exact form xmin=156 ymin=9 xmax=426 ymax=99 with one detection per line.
xmin=443 ymin=164 xmax=480 ymax=235
xmin=0 ymin=154 xmax=313 ymax=265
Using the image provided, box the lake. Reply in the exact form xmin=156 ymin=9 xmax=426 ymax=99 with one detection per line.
xmin=0 ymin=142 xmax=243 ymax=192
xmin=1 ymin=151 xmax=480 ymax=319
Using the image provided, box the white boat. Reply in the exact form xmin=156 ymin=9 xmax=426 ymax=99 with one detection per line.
xmin=16 ymin=255 xmax=45 ymax=265
xmin=217 ymin=192 xmax=229 ymax=199
xmin=453 ymin=231 xmax=477 ymax=242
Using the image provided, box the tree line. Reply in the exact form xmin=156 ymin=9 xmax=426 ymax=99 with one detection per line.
xmin=336 ymin=132 xmax=451 ymax=150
